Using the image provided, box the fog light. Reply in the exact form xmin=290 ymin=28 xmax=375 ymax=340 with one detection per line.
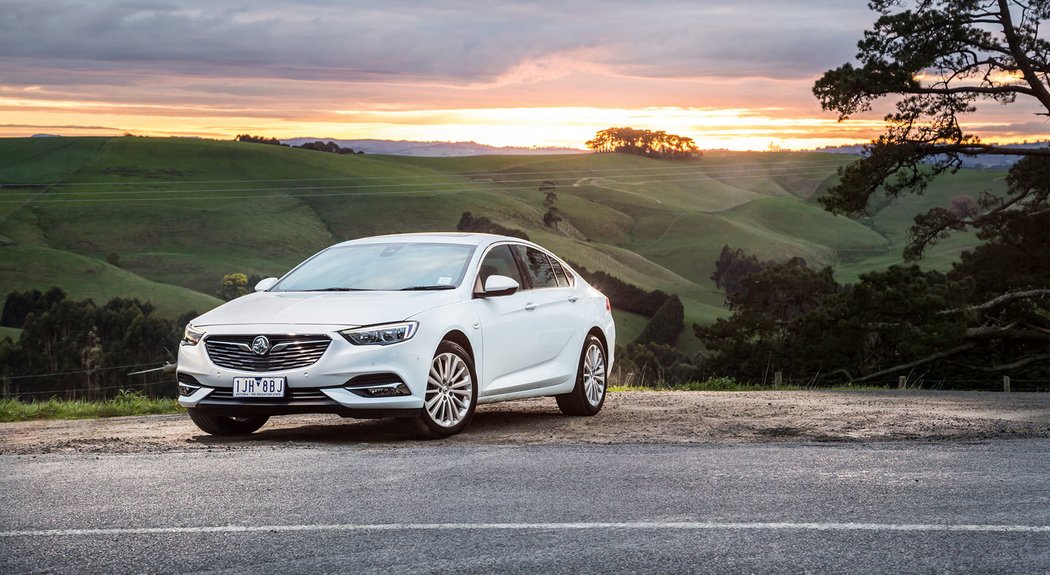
xmin=177 ymin=373 xmax=201 ymax=396
xmin=348 ymin=382 xmax=411 ymax=398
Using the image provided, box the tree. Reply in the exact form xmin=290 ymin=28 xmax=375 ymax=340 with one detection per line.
xmin=586 ymin=127 xmax=701 ymax=159
xmin=700 ymin=258 xmax=838 ymax=343
xmin=698 ymin=256 xmax=1049 ymax=386
xmin=635 ymin=295 xmax=685 ymax=347
xmin=806 ymin=0 xmax=1050 ymax=381
xmin=219 ymin=273 xmax=249 ymax=301
xmin=542 ymin=189 xmax=562 ymax=229
xmin=234 ymin=134 xmax=287 ymax=146
xmin=711 ymin=245 xmax=768 ymax=297
xmin=298 ymin=141 xmax=357 ymax=154
xmin=947 ymin=195 xmax=979 ymax=218
xmin=1 ymin=287 xmax=67 ymax=328
xmin=4 ymin=290 xmax=181 ymax=399
xmin=813 ymin=0 xmax=1050 ymax=259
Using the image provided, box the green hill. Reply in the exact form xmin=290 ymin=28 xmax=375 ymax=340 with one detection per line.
xmin=0 ymin=137 xmax=996 ymax=351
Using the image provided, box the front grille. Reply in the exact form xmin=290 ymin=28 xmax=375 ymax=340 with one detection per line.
xmin=204 ymin=335 xmax=331 ymax=372
xmin=205 ymin=387 xmax=333 ymax=401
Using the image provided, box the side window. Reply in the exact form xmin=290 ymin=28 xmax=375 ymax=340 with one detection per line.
xmin=477 ymin=245 xmax=524 ymax=290
xmin=563 ymin=267 xmax=576 ymax=287
xmin=549 ymin=258 xmax=572 ymax=287
xmin=514 ymin=246 xmax=560 ymax=289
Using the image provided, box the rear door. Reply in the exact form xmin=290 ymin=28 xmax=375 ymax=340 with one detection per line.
xmin=508 ymin=245 xmax=580 ymax=383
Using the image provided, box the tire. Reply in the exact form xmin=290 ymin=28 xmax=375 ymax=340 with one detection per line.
xmin=187 ymin=409 xmax=269 ymax=436
xmin=411 ymin=340 xmax=478 ymax=439
xmin=556 ymin=334 xmax=607 ymax=416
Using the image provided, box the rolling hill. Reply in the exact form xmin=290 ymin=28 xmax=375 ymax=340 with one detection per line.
xmin=0 ymin=137 xmax=996 ymax=351
xmin=281 ymin=138 xmax=585 ymax=157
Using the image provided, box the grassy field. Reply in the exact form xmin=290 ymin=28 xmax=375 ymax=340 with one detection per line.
xmin=608 ymin=381 xmax=890 ymax=392
xmin=0 ymin=393 xmax=182 ymax=422
xmin=0 ymin=326 xmax=21 ymax=341
xmin=0 ymin=137 xmax=997 ymax=350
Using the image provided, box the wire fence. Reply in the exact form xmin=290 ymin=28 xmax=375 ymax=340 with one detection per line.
xmin=609 ymin=365 xmax=1050 ymax=393
xmin=0 ymin=362 xmax=175 ymax=401
xmin=4 ymin=373 xmax=1045 ymax=402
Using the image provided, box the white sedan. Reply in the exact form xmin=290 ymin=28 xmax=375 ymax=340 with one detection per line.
xmin=177 ymin=233 xmax=616 ymax=438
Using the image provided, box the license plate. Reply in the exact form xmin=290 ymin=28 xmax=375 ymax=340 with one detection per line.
xmin=232 ymin=377 xmax=285 ymax=397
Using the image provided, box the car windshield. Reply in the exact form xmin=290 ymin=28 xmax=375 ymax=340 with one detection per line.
xmin=273 ymin=242 xmax=477 ymax=292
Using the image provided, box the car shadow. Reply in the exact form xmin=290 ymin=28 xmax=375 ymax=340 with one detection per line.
xmin=186 ymin=406 xmax=570 ymax=447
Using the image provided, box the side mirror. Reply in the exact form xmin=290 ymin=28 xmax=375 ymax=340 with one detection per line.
xmin=255 ymin=277 xmax=279 ymax=292
xmin=477 ymin=275 xmax=519 ymax=298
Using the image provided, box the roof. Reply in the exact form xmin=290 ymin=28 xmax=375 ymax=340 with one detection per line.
xmin=333 ymin=232 xmax=522 ymax=248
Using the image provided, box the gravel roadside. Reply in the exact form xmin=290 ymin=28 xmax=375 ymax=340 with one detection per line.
xmin=1 ymin=390 xmax=1048 ymax=455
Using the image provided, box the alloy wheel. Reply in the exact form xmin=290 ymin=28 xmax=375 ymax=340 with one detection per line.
xmin=583 ymin=343 xmax=606 ymax=406
xmin=425 ymin=352 xmax=474 ymax=427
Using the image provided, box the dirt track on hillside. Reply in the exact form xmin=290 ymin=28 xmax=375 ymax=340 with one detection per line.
xmin=2 ymin=391 xmax=1049 ymax=455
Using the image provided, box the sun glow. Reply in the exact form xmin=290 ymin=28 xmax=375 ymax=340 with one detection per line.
xmin=3 ymin=92 xmax=1045 ymax=151
xmin=0 ymin=100 xmax=890 ymax=151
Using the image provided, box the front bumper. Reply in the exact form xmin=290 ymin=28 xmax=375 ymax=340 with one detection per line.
xmin=176 ymin=323 xmax=430 ymax=416
xmin=189 ymin=396 xmax=421 ymax=419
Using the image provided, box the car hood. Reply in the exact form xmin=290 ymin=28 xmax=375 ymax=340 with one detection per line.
xmin=192 ymin=290 xmax=461 ymax=327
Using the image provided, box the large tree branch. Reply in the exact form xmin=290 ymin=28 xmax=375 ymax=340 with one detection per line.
xmin=965 ymin=322 xmax=1019 ymax=338
xmin=850 ymin=343 xmax=977 ymax=383
xmin=998 ymin=0 xmax=1050 ymax=112
xmin=965 ymin=323 xmax=1050 ymax=343
xmin=903 ymin=85 xmax=1037 ymax=97
xmin=941 ymin=289 xmax=1050 ymax=314
xmin=919 ymin=143 xmax=1050 ymax=156
xmin=905 ymin=185 xmax=1036 ymax=260
xmin=954 ymin=353 xmax=1050 ymax=372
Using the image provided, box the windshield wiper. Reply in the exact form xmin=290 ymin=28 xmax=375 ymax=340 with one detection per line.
xmin=399 ymin=285 xmax=457 ymax=291
xmin=301 ymin=287 xmax=371 ymax=292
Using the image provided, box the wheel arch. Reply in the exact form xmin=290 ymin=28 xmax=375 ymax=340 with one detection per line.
xmin=586 ymin=325 xmax=613 ymax=370
xmin=441 ymin=329 xmax=475 ymax=362
xmin=587 ymin=326 xmax=608 ymax=353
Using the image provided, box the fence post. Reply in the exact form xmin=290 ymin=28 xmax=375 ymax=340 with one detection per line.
xmin=1003 ymin=376 xmax=1011 ymax=393
xmin=898 ymin=375 xmax=907 ymax=389
xmin=773 ymin=371 xmax=783 ymax=387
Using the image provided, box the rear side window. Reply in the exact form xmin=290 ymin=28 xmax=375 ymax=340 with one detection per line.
xmin=513 ymin=246 xmax=560 ymax=289
xmin=549 ymin=258 xmax=573 ymax=287
xmin=477 ymin=245 xmax=524 ymax=289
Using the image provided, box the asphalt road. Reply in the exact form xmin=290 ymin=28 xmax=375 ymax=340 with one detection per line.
xmin=2 ymin=440 xmax=1049 ymax=574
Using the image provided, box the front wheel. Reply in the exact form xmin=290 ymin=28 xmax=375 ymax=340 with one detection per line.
xmin=556 ymin=334 xmax=607 ymax=416
xmin=410 ymin=340 xmax=478 ymax=439
xmin=187 ymin=409 xmax=269 ymax=436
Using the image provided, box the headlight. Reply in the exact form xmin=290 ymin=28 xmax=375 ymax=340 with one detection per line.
xmin=339 ymin=321 xmax=418 ymax=346
xmin=182 ymin=324 xmax=205 ymax=346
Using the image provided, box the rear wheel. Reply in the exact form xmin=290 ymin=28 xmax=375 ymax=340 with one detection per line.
xmin=411 ymin=340 xmax=478 ymax=439
xmin=187 ymin=409 xmax=269 ymax=436
xmin=556 ymin=334 xmax=607 ymax=416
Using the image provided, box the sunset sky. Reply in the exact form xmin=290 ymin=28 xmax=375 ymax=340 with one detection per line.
xmin=2 ymin=0 xmax=1049 ymax=150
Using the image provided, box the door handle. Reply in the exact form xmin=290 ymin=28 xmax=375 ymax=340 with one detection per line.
xmin=568 ymin=295 xmax=579 ymax=303
xmin=524 ymin=302 xmax=537 ymax=311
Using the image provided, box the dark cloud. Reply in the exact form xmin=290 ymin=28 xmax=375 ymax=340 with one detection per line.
xmin=0 ymin=0 xmax=869 ymax=84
